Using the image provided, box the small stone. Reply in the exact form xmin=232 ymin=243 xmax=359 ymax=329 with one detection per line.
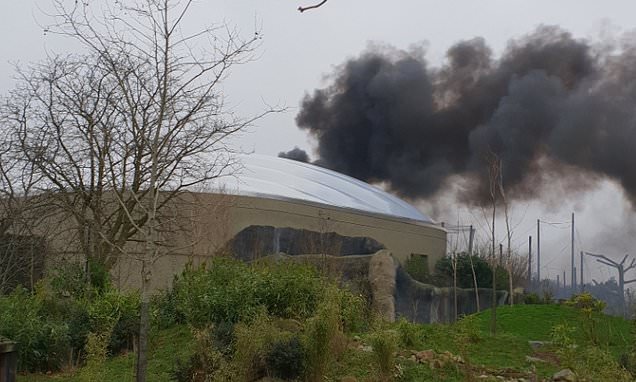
xmin=552 ymin=368 xmax=577 ymax=381
xmin=416 ymin=349 xmax=435 ymax=362
xmin=525 ymin=355 xmax=546 ymax=363
xmin=528 ymin=340 xmax=548 ymax=350
xmin=359 ymin=345 xmax=373 ymax=352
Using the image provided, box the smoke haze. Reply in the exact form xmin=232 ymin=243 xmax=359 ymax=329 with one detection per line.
xmin=292 ymin=26 xmax=636 ymax=206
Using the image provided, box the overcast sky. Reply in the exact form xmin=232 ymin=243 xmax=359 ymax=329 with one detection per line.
xmin=2 ymin=0 xmax=636 ymax=284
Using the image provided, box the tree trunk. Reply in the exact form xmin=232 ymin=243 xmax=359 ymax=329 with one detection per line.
xmin=136 ymin=263 xmax=150 ymax=382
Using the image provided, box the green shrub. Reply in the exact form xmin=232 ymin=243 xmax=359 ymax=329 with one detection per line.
xmin=334 ymin=286 xmax=368 ymax=333
xmin=48 ymin=262 xmax=90 ymax=298
xmin=174 ymin=259 xmax=258 ymax=326
xmin=304 ymin=286 xmax=342 ymax=382
xmin=151 ymin=284 xmax=185 ymax=329
xmin=171 ymin=326 xmax=233 ymax=382
xmin=0 ymin=270 xmax=140 ymax=372
xmin=265 ymin=336 xmax=306 ymax=380
xmin=433 ymin=254 xmax=509 ymax=290
xmin=370 ymin=328 xmax=398 ymax=379
xmin=257 ymin=262 xmax=323 ymax=319
xmin=173 ymin=258 xmax=327 ymax=327
xmin=551 ymin=321 xmax=631 ymax=381
xmin=232 ymin=310 xmax=286 ymax=381
xmin=523 ymin=293 xmax=541 ymax=304
xmin=396 ymin=317 xmax=420 ymax=348
xmin=212 ymin=321 xmax=235 ymax=356
xmin=566 ymin=292 xmax=606 ymax=345
xmin=404 ymin=255 xmax=430 ymax=283
xmin=0 ymin=287 xmax=71 ymax=371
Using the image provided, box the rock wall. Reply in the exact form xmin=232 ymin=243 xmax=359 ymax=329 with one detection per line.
xmin=249 ymin=250 xmax=510 ymax=324
xmin=395 ymin=266 xmax=509 ymax=323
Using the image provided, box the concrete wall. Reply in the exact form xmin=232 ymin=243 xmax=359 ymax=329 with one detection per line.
xmin=41 ymin=192 xmax=446 ymax=292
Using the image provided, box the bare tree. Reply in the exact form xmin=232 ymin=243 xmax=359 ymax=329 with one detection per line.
xmin=486 ymin=151 xmax=501 ymax=336
xmin=0 ymin=123 xmax=55 ymax=293
xmin=498 ymin=162 xmax=514 ymax=305
xmin=2 ymin=1 xmax=275 ymax=380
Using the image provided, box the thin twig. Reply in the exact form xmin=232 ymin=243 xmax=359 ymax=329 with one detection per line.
xmin=298 ymin=0 xmax=327 ymax=13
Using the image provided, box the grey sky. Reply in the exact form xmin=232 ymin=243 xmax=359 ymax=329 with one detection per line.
xmin=1 ymin=0 xmax=636 ymax=283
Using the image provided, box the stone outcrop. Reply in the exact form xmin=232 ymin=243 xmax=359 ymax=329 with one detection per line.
xmin=368 ymin=250 xmax=397 ymax=322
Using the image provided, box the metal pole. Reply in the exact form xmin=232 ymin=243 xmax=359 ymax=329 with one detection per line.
xmin=571 ymin=212 xmax=575 ymax=291
xmin=468 ymin=225 xmax=475 ymax=255
xmin=563 ymin=270 xmax=566 ymax=290
xmin=580 ymin=251 xmax=584 ymax=292
xmin=528 ymin=235 xmax=532 ymax=290
xmin=537 ymin=219 xmax=541 ymax=284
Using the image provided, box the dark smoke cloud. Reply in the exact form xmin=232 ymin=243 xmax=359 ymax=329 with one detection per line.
xmin=294 ymin=26 xmax=636 ymax=205
xmin=278 ymin=147 xmax=310 ymax=163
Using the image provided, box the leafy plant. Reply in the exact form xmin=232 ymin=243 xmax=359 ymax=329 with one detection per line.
xmin=396 ymin=317 xmax=420 ymax=348
xmin=173 ymin=258 xmax=327 ymax=328
xmin=566 ymin=292 xmax=606 ymax=345
xmin=265 ymin=336 xmax=307 ymax=380
xmin=370 ymin=328 xmax=398 ymax=380
xmin=404 ymin=255 xmax=430 ymax=283
xmin=304 ymin=286 xmax=342 ymax=382
xmin=433 ymin=254 xmax=509 ymax=290
xmin=171 ymin=326 xmax=232 ymax=382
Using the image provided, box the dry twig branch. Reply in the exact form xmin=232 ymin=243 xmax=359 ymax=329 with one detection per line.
xmin=298 ymin=0 xmax=328 ymax=13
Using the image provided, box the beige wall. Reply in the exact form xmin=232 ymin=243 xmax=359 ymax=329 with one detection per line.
xmin=114 ymin=193 xmax=446 ymax=291
xmin=41 ymin=192 xmax=446 ymax=291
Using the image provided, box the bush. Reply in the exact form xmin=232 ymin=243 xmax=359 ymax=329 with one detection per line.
xmin=173 ymin=258 xmax=327 ymax=328
xmin=265 ymin=336 xmax=307 ymax=380
xmin=396 ymin=317 xmax=420 ymax=348
xmin=370 ymin=328 xmax=398 ymax=379
xmin=404 ymin=255 xmax=430 ymax=283
xmin=566 ymin=292 xmax=606 ymax=312
xmin=174 ymin=259 xmax=258 ymax=326
xmin=337 ymin=287 xmax=368 ymax=333
xmin=566 ymin=292 xmax=605 ymax=345
xmin=151 ymin=284 xmax=186 ymax=329
xmin=257 ymin=262 xmax=323 ymax=319
xmin=171 ymin=326 xmax=232 ymax=382
xmin=211 ymin=321 xmax=235 ymax=356
xmin=551 ymin=322 xmax=631 ymax=381
xmin=0 ymin=267 xmax=140 ymax=372
xmin=304 ymin=286 xmax=343 ymax=382
xmin=523 ymin=293 xmax=541 ymax=304
xmin=232 ymin=310 xmax=286 ymax=381
xmin=0 ymin=287 xmax=71 ymax=371
xmin=433 ymin=254 xmax=509 ymax=290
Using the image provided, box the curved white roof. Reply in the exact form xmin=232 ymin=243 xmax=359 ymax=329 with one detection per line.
xmin=214 ymin=154 xmax=433 ymax=224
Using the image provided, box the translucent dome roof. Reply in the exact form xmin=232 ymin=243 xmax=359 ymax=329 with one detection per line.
xmin=214 ymin=154 xmax=433 ymax=224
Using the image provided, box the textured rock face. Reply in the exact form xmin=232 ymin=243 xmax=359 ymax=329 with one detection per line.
xmin=369 ymin=250 xmax=397 ymax=322
xmin=394 ymin=266 xmax=509 ymax=323
xmin=227 ymin=225 xmax=385 ymax=261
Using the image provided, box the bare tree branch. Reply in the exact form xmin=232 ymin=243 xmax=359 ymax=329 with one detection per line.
xmin=298 ymin=0 xmax=328 ymax=13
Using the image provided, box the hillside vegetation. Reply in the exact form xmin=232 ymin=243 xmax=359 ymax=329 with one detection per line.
xmin=4 ymin=258 xmax=634 ymax=382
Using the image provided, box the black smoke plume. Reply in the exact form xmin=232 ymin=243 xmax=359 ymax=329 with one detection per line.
xmin=278 ymin=147 xmax=310 ymax=163
xmin=294 ymin=26 xmax=636 ymax=205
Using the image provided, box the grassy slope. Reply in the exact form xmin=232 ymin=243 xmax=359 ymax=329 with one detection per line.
xmin=332 ymin=304 xmax=632 ymax=381
xmin=20 ymin=304 xmax=632 ymax=382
